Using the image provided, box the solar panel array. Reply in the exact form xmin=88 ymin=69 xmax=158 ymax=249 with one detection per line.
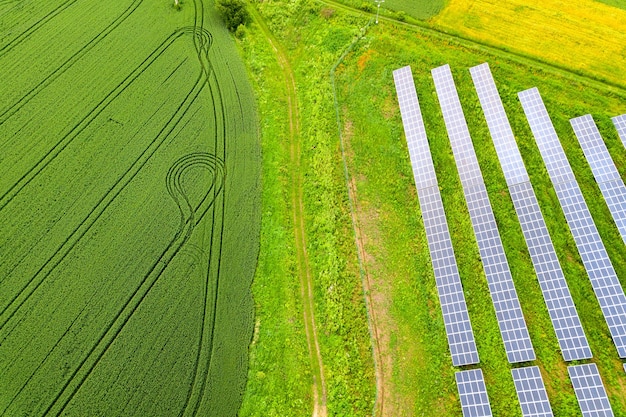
xmin=432 ymin=64 xmax=535 ymax=364
xmin=456 ymin=369 xmax=493 ymax=417
xmin=568 ymin=364 xmax=614 ymax=417
xmin=519 ymin=88 xmax=626 ymax=359
xmin=470 ymin=63 xmax=592 ymax=362
xmin=511 ymin=366 xmax=554 ymax=417
xmin=571 ymin=115 xmax=626 ymax=244
xmin=393 ymin=66 xmax=479 ymax=367
xmin=612 ymin=115 xmax=626 ymax=149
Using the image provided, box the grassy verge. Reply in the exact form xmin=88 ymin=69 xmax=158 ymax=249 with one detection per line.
xmin=236 ymin=14 xmax=313 ymax=416
xmin=239 ymin=0 xmax=376 ymax=415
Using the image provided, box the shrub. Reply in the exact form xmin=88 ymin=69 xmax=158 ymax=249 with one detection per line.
xmin=216 ymin=0 xmax=250 ymax=32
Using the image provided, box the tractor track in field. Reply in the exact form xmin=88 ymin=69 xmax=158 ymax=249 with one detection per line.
xmin=0 ymin=28 xmax=205 ymax=334
xmin=2 ymin=1 xmax=231 ymax=414
xmin=248 ymin=4 xmax=328 ymax=417
xmin=0 ymin=27 xmax=196 ymax=215
xmin=0 ymin=0 xmax=144 ymax=126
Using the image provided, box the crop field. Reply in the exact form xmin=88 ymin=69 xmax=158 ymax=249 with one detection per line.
xmin=0 ymin=1 xmax=260 ymax=416
xmin=432 ymin=0 xmax=626 ymax=88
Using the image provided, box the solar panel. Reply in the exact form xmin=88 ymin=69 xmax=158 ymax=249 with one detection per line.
xmin=511 ymin=366 xmax=554 ymax=417
xmin=470 ymin=63 xmax=592 ymax=362
xmin=568 ymin=363 xmax=614 ymax=417
xmin=456 ymin=369 xmax=493 ymax=417
xmin=571 ymin=115 xmax=626 ymax=244
xmin=393 ymin=66 xmax=479 ymax=366
xmin=612 ymin=114 xmax=626 ymax=149
xmin=519 ymin=88 xmax=626 ymax=359
xmin=432 ymin=64 xmax=535 ymax=363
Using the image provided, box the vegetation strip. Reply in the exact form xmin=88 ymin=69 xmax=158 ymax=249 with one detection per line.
xmin=247 ymin=4 xmax=328 ymax=416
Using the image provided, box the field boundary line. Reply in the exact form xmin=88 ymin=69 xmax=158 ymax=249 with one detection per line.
xmin=247 ymin=4 xmax=328 ymax=417
xmin=317 ymin=0 xmax=626 ymax=96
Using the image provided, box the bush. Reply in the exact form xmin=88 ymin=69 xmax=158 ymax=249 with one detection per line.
xmin=216 ymin=0 xmax=250 ymax=32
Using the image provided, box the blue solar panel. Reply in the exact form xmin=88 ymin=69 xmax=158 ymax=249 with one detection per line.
xmin=470 ymin=63 xmax=591 ymax=362
xmin=393 ymin=66 xmax=479 ymax=366
xmin=519 ymin=88 xmax=626 ymax=359
xmin=571 ymin=115 xmax=626 ymax=244
xmin=456 ymin=369 xmax=493 ymax=417
xmin=511 ymin=366 xmax=554 ymax=417
xmin=568 ymin=363 xmax=614 ymax=417
xmin=432 ymin=64 xmax=535 ymax=363
xmin=612 ymin=115 xmax=626 ymax=149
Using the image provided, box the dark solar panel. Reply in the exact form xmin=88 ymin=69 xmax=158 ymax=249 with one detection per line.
xmin=511 ymin=366 xmax=554 ymax=417
xmin=456 ymin=369 xmax=493 ymax=417
xmin=568 ymin=364 xmax=614 ymax=417
xmin=612 ymin=114 xmax=626 ymax=149
xmin=470 ymin=63 xmax=591 ymax=361
xmin=519 ymin=88 xmax=626 ymax=359
xmin=393 ymin=66 xmax=479 ymax=366
xmin=432 ymin=64 xmax=535 ymax=363
xmin=571 ymin=115 xmax=626 ymax=244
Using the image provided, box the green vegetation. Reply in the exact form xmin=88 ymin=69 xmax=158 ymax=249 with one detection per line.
xmin=239 ymin=0 xmax=376 ymax=415
xmin=595 ymin=0 xmax=626 ymax=9
xmin=0 ymin=1 xmax=259 ymax=416
xmin=334 ymin=0 xmax=445 ymax=20
xmin=216 ymin=0 xmax=250 ymax=31
xmin=236 ymin=0 xmax=626 ymax=415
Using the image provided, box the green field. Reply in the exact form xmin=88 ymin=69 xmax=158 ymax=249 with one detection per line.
xmin=0 ymin=1 xmax=260 ymax=416
xmin=236 ymin=0 xmax=626 ymax=415
xmin=596 ymin=0 xmax=626 ymax=9
xmin=328 ymin=0 xmax=445 ymax=20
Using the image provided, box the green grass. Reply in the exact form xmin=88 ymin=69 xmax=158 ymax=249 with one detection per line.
xmin=381 ymin=0 xmax=446 ymax=19
xmin=336 ymin=20 xmax=626 ymax=415
xmin=324 ymin=0 xmax=445 ymax=20
xmin=0 ymin=1 xmax=260 ymax=416
xmin=239 ymin=0 xmax=376 ymax=415
xmin=595 ymin=0 xmax=626 ymax=9
xmin=237 ymin=18 xmax=313 ymax=416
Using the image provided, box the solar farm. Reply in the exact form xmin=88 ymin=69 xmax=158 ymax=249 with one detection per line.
xmin=394 ymin=62 xmax=626 ymax=416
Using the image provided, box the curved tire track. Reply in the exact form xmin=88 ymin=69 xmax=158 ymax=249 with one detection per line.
xmin=0 ymin=27 xmax=212 ymax=335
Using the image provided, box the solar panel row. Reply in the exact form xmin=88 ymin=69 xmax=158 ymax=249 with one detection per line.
xmin=568 ymin=363 xmax=614 ymax=417
xmin=393 ymin=66 xmax=479 ymax=366
xmin=519 ymin=88 xmax=626 ymax=359
xmin=432 ymin=64 xmax=535 ymax=364
xmin=612 ymin=115 xmax=626 ymax=149
xmin=571 ymin=115 xmax=626 ymax=244
xmin=456 ymin=369 xmax=493 ymax=417
xmin=511 ymin=366 xmax=554 ymax=417
xmin=470 ymin=62 xmax=592 ymax=362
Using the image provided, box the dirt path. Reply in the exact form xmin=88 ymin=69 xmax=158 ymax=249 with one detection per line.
xmin=248 ymin=6 xmax=328 ymax=417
